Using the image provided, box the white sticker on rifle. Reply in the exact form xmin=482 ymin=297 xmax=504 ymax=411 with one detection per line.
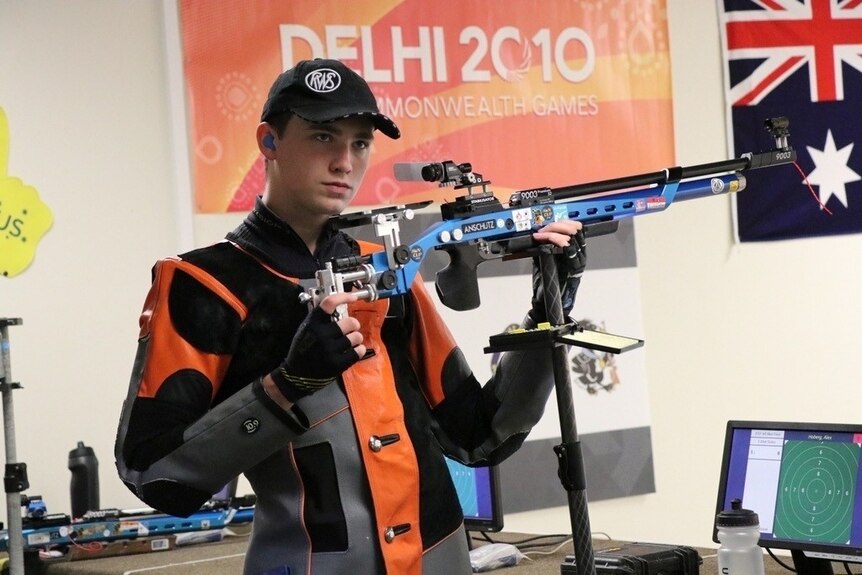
xmin=512 ymin=208 xmax=532 ymax=231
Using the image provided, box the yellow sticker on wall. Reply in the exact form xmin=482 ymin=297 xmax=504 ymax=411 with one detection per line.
xmin=0 ymin=107 xmax=53 ymax=278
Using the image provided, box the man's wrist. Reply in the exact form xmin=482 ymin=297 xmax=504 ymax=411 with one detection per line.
xmin=261 ymin=373 xmax=296 ymax=411
xmin=269 ymin=366 xmax=334 ymax=403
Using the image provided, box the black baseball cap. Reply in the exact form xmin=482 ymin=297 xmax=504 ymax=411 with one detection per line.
xmin=260 ymin=59 xmax=400 ymax=140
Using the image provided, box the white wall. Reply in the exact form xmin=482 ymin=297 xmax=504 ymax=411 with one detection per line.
xmin=1 ymin=0 xmax=860 ymax=551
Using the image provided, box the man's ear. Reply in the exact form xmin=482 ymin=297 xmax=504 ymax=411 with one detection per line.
xmin=256 ymin=123 xmax=278 ymax=158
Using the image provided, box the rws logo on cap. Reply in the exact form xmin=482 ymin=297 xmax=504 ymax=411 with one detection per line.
xmin=305 ymin=69 xmax=341 ymax=93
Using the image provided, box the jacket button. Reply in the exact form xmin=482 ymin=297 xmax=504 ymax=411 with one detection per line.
xmin=384 ymin=523 xmax=411 ymax=543
xmin=369 ymin=433 xmax=400 ymax=452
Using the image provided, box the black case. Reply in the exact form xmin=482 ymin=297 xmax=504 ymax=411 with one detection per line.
xmin=563 ymin=542 xmax=702 ymax=575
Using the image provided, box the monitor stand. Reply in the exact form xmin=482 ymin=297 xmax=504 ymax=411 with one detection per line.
xmin=791 ymin=550 xmax=835 ymax=575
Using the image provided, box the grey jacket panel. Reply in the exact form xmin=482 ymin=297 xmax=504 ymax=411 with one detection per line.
xmin=243 ymin=383 xmax=384 ymax=574
xmin=422 ymin=526 xmax=472 ymax=574
xmin=485 ymin=346 xmax=557 ymax=447
xmin=435 ymin=343 xmax=557 ymax=465
xmin=114 ymin=338 xmax=149 ymax=486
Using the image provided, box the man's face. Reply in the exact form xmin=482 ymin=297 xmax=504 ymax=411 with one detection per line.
xmin=265 ymin=115 xmax=375 ymax=224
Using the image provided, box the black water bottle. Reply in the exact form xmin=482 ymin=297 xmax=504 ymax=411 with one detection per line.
xmin=68 ymin=441 xmax=99 ymax=518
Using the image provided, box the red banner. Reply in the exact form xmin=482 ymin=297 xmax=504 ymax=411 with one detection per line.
xmin=179 ymin=0 xmax=673 ymax=213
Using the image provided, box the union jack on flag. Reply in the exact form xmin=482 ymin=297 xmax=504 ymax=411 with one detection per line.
xmin=719 ymin=0 xmax=862 ymax=241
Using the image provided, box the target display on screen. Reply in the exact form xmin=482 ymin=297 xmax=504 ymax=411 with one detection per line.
xmin=714 ymin=421 xmax=862 ymax=572
xmin=774 ymin=440 xmax=860 ymax=543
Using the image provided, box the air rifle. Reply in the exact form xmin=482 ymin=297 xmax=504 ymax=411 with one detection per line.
xmin=0 ymin=507 xmax=236 ymax=553
xmin=0 ymin=495 xmax=258 ymax=554
xmin=300 ymin=117 xmax=795 ymax=315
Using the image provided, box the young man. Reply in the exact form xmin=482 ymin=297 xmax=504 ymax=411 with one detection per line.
xmin=115 ymin=59 xmax=585 ymax=575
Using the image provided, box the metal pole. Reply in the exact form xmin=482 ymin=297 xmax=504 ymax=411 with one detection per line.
xmin=538 ymin=251 xmax=596 ymax=575
xmin=0 ymin=318 xmax=26 ymax=575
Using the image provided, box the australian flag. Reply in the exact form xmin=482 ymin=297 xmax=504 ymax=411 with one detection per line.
xmin=720 ymin=0 xmax=862 ymax=241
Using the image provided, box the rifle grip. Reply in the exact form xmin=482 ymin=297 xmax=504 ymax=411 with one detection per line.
xmin=435 ymin=244 xmax=483 ymax=311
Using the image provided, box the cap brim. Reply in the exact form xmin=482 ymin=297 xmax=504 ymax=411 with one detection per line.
xmin=292 ymin=105 xmax=401 ymax=140
xmin=368 ymin=113 xmax=401 ymax=140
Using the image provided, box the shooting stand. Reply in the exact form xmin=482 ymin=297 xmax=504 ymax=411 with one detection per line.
xmin=484 ymin=249 xmax=642 ymax=575
xmin=0 ymin=318 xmax=28 ymax=575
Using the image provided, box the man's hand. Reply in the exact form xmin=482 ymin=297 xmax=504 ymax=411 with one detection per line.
xmin=532 ymin=219 xmax=583 ymax=247
xmin=267 ymin=292 xmax=366 ymax=405
xmin=529 ymin=220 xmax=587 ymax=324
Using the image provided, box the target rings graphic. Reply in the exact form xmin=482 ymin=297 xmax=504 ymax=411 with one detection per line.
xmin=774 ymin=440 xmax=860 ymax=543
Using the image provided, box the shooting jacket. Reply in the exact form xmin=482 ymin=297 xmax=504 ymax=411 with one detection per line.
xmin=115 ymin=198 xmax=557 ymax=575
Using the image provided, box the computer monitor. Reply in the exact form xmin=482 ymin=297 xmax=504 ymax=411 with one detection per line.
xmin=714 ymin=420 xmax=862 ymax=574
xmin=445 ymin=457 xmax=504 ymax=533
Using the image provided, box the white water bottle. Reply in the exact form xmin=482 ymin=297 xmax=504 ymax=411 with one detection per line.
xmin=716 ymin=498 xmax=764 ymax=575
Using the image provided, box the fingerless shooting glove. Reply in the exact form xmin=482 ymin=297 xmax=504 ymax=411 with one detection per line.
xmin=528 ymin=229 xmax=587 ymax=325
xmin=269 ymin=306 xmax=361 ymax=403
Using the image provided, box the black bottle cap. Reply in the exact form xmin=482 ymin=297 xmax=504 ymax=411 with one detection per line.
xmin=68 ymin=441 xmax=95 ymax=459
xmin=716 ymin=498 xmax=759 ymax=528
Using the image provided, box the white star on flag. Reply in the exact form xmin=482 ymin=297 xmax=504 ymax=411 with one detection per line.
xmin=805 ymin=130 xmax=860 ymax=209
